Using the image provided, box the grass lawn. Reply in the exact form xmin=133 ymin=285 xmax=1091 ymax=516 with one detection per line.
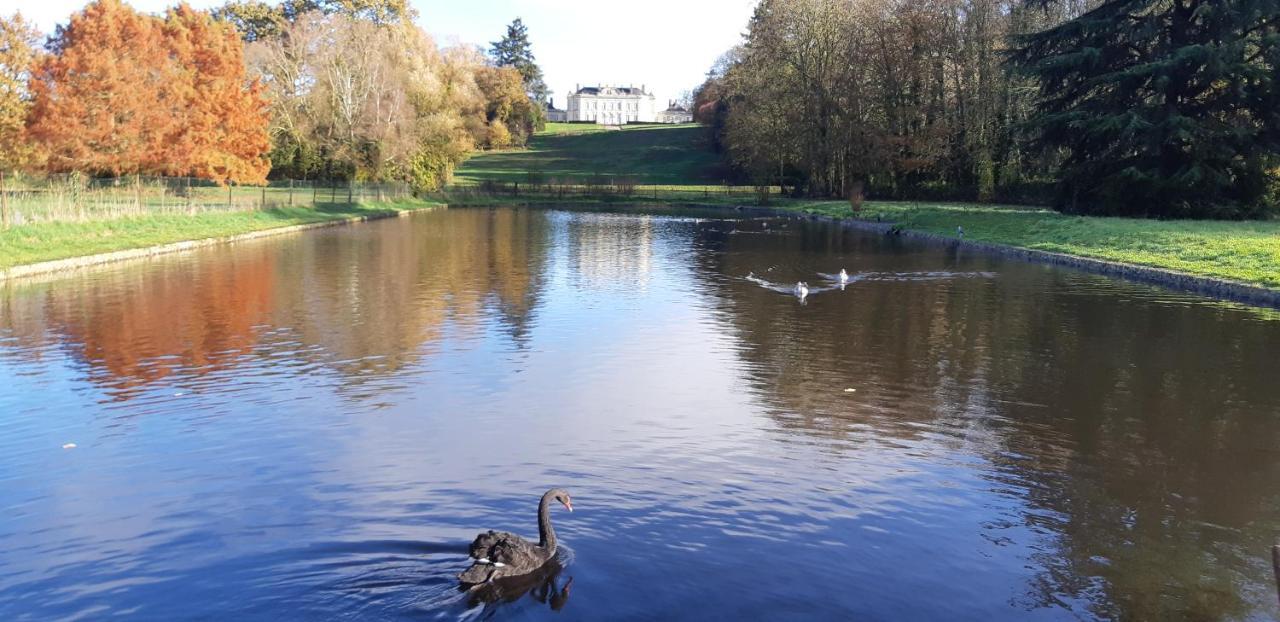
xmin=0 ymin=199 xmax=440 ymax=270
xmin=779 ymin=200 xmax=1280 ymax=290
xmin=456 ymin=123 xmax=725 ymax=186
xmin=539 ymin=122 xmax=616 ymax=135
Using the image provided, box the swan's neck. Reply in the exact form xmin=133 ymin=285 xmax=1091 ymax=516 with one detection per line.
xmin=538 ymin=493 xmax=557 ymax=552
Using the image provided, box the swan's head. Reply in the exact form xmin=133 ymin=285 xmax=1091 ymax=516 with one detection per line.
xmin=546 ymin=488 xmax=573 ymax=512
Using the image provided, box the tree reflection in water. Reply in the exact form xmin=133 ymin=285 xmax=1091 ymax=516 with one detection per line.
xmin=695 ymin=217 xmax=1280 ymax=620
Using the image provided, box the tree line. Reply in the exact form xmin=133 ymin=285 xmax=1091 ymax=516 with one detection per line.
xmin=0 ymin=0 xmax=549 ymax=191
xmin=695 ymin=0 xmax=1279 ymax=218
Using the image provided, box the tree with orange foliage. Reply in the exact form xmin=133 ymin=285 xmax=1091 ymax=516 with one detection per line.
xmin=160 ymin=4 xmax=270 ymax=183
xmin=27 ymin=0 xmax=269 ymax=183
xmin=0 ymin=12 xmax=43 ymax=172
xmin=26 ymin=0 xmax=173 ymax=177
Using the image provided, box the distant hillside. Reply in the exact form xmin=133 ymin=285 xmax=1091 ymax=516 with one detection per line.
xmin=456 ymin=123 xmax=726 ymax=186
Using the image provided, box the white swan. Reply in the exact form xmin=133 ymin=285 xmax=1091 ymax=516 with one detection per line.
xmin=795 ymin=281 xmax=809 ymax=299
xmin=839 ymin=269 xmax=850 ymax=284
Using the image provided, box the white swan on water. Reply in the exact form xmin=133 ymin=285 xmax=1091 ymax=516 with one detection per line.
xmin=839 ymin=269 xmax=850 ymax=284
xmin=795 ymin=281 xmax=809 ymax=300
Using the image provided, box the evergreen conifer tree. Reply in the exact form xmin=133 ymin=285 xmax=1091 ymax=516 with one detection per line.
xmin=489 ymin=18 xmax=548 ymax=104
xmin=1014 ymin=0 xmax=1280 ymax=218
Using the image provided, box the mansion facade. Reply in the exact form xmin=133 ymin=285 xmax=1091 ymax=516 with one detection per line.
xmin=546 ymin=85 xmax=690 ymax=125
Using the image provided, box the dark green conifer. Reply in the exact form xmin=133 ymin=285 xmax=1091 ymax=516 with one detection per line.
xmin=1014 ymin=0 xmax=1280 ymax=218
xmin=490 ymin=18 xmax=549 ymax=104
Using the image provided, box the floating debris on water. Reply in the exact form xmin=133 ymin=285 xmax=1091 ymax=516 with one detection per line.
xmin=844 ymin=388 xmax=857 ymax=393
xmin=62 ymin=443 xmax=77 ymax=450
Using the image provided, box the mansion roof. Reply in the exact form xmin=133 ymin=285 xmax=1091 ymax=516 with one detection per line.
xmin=574 ymin=85 xmax=652 ymax=97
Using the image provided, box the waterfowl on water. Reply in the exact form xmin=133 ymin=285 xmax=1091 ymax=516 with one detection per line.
xmin=839 ymin=269 xmax=850 ymax=284
xmin=459 ymin=489 xmax=573 ymax=587
xmin=795 ymin=282 xmax=809 ymax=299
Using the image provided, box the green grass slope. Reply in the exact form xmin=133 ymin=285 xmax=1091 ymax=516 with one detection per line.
xmin=456 ymin=123 xmax=725 ymax=186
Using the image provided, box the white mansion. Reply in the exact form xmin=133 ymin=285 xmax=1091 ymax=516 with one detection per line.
xmin=547 ymin=85 xmax=692 ymax=125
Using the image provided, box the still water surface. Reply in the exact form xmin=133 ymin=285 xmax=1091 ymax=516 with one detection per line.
xmin=1 ymin=207 xmax=1278 ymax=621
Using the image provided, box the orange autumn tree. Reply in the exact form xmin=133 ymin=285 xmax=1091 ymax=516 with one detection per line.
xmin=0 ymin=12 xmax=44 ymax=172
xmin=26 ymin=0 xmax=173 ymax=176
xmin=27 ymin=0 xmax=269 ymax=183
xmin=160 ymin=4 xmax=269 ymax=183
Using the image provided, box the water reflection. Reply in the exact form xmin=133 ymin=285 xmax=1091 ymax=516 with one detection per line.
xmin=697 ymin=218 xmax=1280 ymax=620
xmin=0 ymin=207 xmax=1277 ymax=620
xmin=465 ymin=558 xmax=573 ymax=614
xmin=0 ymin=208 xmax=552 ymax=401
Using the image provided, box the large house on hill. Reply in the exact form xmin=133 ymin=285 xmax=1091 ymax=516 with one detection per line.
xmin=545 ymin=85 xmax=688 ymax=125
xmin=565 ymin=85 xmax=656 ymax=125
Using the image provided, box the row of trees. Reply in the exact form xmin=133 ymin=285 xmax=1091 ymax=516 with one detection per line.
xmin=0 ymin=1 xmax=549 ymax=191
xmin=224 ymin=1 xmax=542 ymax=188
xmin=3 ymin=0 xmax=270 ymax=182
xmin=697 ymin=0 xmax=1279 ymax=218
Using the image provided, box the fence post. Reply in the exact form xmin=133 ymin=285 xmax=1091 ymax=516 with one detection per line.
xmin=261 ymin=184 xmax=266 ymax=208
xmin=288 ymin=179 xmax=293 ymax=206
xmin=348 ymin=181 xmax=353 ymax=204
xmin=0 ymin=170 xmax=8 ymax=229
xmin=228 ymin=182 xmax=233 ymax=209
xmin=312 ymin=181 xmax=317 ymax=205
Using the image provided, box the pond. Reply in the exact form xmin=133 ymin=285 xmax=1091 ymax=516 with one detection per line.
xmin=1 ymin=206 xmax=1278 ymax=620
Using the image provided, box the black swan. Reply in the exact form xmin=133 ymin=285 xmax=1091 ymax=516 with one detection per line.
xmin=465 ymin=558 xmax=573 ymax=611
xmin=458 ymin=488 xmax=573 ymax=586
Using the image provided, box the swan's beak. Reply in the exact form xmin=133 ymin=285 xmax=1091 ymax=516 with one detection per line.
xmin=563 ymin=499 xmax=574 ymax=512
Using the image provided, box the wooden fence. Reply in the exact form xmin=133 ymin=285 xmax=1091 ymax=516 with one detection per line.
xmin=0 ymin=174 xmax=411 ymax=227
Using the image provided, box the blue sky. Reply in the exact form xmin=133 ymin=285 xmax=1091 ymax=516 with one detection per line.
xmin=6 ymin=0 xmax=757 ymax=105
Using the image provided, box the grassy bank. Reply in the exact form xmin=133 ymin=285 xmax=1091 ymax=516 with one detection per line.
xmin=780 ymin=200 xmax=1280 ymax=290
xmin=0 ymin=199 xmax=440 ymax=270
xmin=457 ymin=123 xmax=724 ymax=185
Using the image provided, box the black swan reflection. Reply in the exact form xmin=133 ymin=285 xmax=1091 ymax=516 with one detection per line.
xmin=459 ymin=489 xmax=573 ymax=586
xmin=465 ymin=557 xmax=573 ymax=612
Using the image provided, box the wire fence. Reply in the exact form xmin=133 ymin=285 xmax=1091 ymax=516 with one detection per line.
xmin=0 ymin=173 xmax=412 ymax=227
xmin=439 ymin=179 xmax=780 ymax=204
